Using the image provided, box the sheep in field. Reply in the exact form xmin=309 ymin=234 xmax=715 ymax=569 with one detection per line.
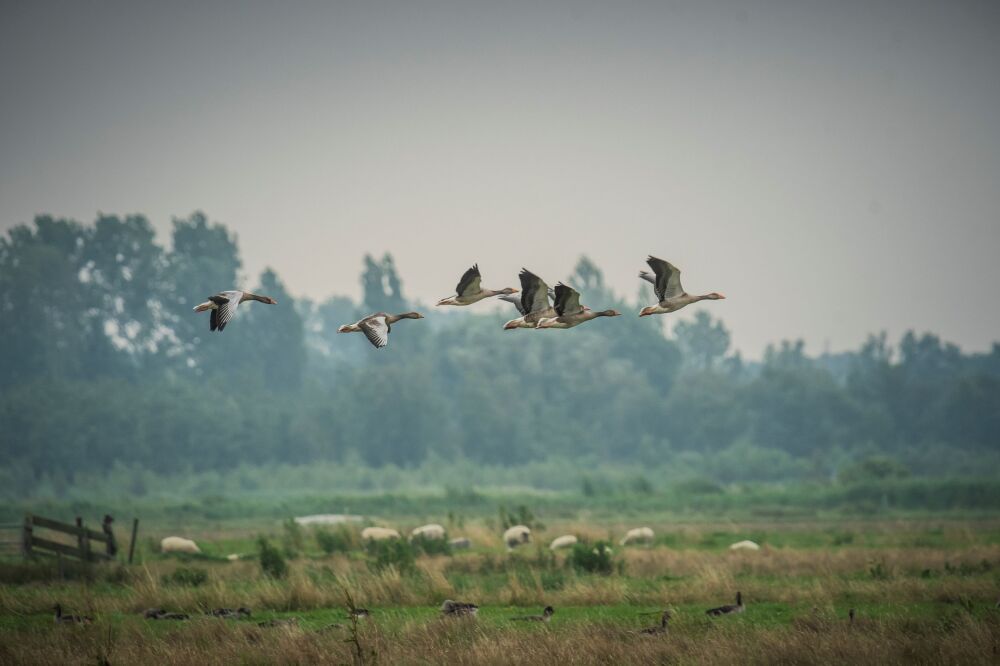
xmin=361 ymin=526 xmax=400 ymax=541
xmin=549 ymin=534 xmax=578 ymax=550
xmin=729 ymin=540 xmax=761 ymax=551
xmin=410 ymin=524 xmax=446 ymax=541
xmin=160 ymin=536 xmax=201 ymax=554
xmin=619 ymin=527 xmax=655 ymax=546
xmin=449 ymin=537 xmax=471 ymax=550
xmin=504 ymin=525 xmax=531 ymax=549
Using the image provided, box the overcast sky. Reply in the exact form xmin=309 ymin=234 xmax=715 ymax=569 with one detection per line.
xmin=1 ymin=0 xmax=998 ymax=356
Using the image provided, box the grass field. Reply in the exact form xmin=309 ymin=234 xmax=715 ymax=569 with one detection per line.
xmin=2 ymin=512 xmax=1000 ymax=664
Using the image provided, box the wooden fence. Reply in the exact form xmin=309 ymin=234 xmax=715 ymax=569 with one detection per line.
xmin=21 ymin=514 xmax=118 ymax=562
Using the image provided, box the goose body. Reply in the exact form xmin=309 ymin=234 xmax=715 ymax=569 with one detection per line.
xmin=441 ymin=599 xmax=479 ymax=616
xmin=53 ymin=604 xmax=92 ymax=625
xmin=640 ymin=610 xmax=671 ymax=635
xmin=639 ymin=256 xmax=724 ymax=317
xmin=193 ymin=290 xmax=277 ymax=332
xmin=207 ymin=607 xmax=252 ymax=619
xmin=536 ymin=283 xmax=621 ymax=329
xmin=437 ymin=264 xmax=518 ymax=306
xmin=503 ymin=269 xmax=557 ymax=330
xmin=706 ymin=591 xmax=745 ymax=616
xmin=337 ymin=312 xmax=424 ymax=349
xmin=511 ymin=606 xmax=554 ymax=622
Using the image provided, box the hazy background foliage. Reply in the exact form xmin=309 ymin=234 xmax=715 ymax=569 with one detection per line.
xmin=1 ymin=213 xmax=998 ymax=503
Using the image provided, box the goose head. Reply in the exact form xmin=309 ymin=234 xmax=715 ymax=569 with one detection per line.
xmin=638 ymin=306 xmax=656 ymax=317
xmin=706 ymin=292 xmax=725 ymax=300
xmin=498 ymin=287 xmax=519 ymax=295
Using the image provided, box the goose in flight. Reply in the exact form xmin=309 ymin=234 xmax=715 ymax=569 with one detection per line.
xmin=193 ymin=291 xmax=277 ymax=332
xmin=337 ymin=312 xmax=424 ymax=349
xmin=639 ymin=256 xmax=724 ymax=317
xmin=503 ymin=269 xmax=557 ymax=330
xmin=536 ymin=283 xmax=621 ymax=329
xmin=706 ymin=591 xmax=745 ymax=617
xmin=437 ymin=264 xmax=518 ymax=306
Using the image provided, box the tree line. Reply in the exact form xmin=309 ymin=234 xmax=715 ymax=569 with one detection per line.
xmin=1 ymin=212 xmax=998 ymax=491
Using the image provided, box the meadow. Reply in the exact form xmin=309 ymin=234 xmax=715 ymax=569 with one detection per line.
xmin=2 ymin=504 xmax=1000 ymax=665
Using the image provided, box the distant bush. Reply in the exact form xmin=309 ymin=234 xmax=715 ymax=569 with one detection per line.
xmin=839 ymin=456 xmax=910 ymax=484
xmin=498 ymin=505 xmax=544 ymax=531
xmin=366 ymin=538 xmax=415 ymax=574
xmin=281 ymin=518 xmax=305 ymax=558
xmin=410 ymin=534 xmax=451 ymax=556
xmin=257 ymin=537 xmax=288 ymax=578
xmin=315 ymin=525 xmax=359 ymax=555
xmin=567 ymin=540 xmax=616 ymax=575
xmin=161 ymin=566 xmax=208 ymax=587
xmin=671 ymin=478 xmax=724 ymax=495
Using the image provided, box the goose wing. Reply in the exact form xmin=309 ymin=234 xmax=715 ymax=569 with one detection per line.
xmin=519 ymin=269 xmax=551 ymax=315
xmin=553 ymin=283 xmax=584 ymax=317
xmin=638 ymin=270 xmax=655 ymax=285
xmin=211 ymin=290 xmax=244 ymax=332
xmin=498 ymin=292 xmax=525 ymax=314
xmin=646 ymin=257 xmax=684 ymax=302
xmin=455 ymin=264 xmax=482 ymax=297
xmin=358 ymin=314 xmax=391 ymax=349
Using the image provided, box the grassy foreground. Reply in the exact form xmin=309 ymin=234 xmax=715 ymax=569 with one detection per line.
xmin=2 ymin=517 xmax=999 ymax=664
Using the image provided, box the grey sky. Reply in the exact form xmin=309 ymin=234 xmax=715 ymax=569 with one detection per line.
xmin=2 ymin=0 xmax=998 ymax=356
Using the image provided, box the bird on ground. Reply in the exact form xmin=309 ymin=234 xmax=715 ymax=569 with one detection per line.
xmin=639 ymin=610 xmax=671 ymax=635
xmin=348 ymin=608 xmax=371 ymax=619
xmin=53 ymin=604 xmax=92 ymax=624
xmin=849 ymin=608 xmax=856 ymax=624
xmin=536 ymin=283 xmax=621 ymax=329
xmin=503 ymin=269 xmax=557 ymax=330
xmin=158 ymin=612 xmax=189 ymax=620
xmin=143 ymin=608 xmax=165 ymax=619
xmin=706 ymin=591 xmax=745 ymax=616
xmin=337 ymin=312 xmax=424 ymax=349
xmin=511 ymin=606 xmax=555 ymax=622
xmin=193 ymin=291 xmax=277 ymax=332
xmin=638 ymin=256 xmax=724 ymax=317
xmin=437 ymin=264 xmax=518 ymax=306
xmin=441 ymin=599 xmax=479 ymax=616
xmin=207 ymin=607 xmax=252 ymax=619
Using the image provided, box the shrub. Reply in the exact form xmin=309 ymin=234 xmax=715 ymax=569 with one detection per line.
xmin=257 ymin=537 xmax=288 ymax=578
xmin=366 ymin=538 xmax=416 ymax=574
xmin=315 ymin=526 xmax=359 ymax=555
xmin=161 ymin=566 xmax=208 ymax=587
xmin=282 ymin=518 xmax=305 ymax=558
xmin=567 ymin=540 xmax=616 ymax=575
xmin=410 ymin=534 xmax=451 ymax=556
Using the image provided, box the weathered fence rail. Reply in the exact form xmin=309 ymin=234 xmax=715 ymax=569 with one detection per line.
xmin=21 ymin=514 xmax=118 ymax=562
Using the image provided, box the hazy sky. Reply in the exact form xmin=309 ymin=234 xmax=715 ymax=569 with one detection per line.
xmin=2 ymin=0 xmax=998 ymax=356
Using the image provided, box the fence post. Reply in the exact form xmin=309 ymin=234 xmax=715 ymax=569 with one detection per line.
xmin=102 ymin=515 xmax=118 ymax=558
xmin=128 ymin=518 xmax=139 ymax=565
xmin=76 ymin=517 xmax=90 ymax=562
xmin=22 ymin=514 xmax=33 ymax=559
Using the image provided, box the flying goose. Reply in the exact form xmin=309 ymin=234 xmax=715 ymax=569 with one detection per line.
xmin=337 ymin=312 xmax=424 ymax=349
xmin=53 ymin=604 xmax=92 ymax=624
xmin=639 ymin=610 xmax=671 ymax=635
xmin=638 ymin=256 xmax=724 ymax=317
xmin=706 ymin=591 xmax=745 ymax=616
xmin=511 ymin=606 xmax=555 ymax=622
xmin=503 ymin=269 xmax=557 ymax=330
xmin=536 ymin=283 xmax=621 ymax=329
xmin=437 ymin=264 xmax=518 ymax=306
xmin=193 ymin=290 xmax=277 ymax=332
xmin=441 ymin=599 xmax=479 ymax=616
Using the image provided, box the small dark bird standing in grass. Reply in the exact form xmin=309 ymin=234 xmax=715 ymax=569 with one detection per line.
xmin=640 ymin=610 xmax=671 ymax=635
xmin=706 ymin=592 xmax=745 ymax=617
xmin=511 ymin=606 xmax=554 ymax=623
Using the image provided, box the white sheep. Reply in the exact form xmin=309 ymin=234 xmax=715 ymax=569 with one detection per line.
xmin=410 ymin=524 xmax=446 ymax=541
xmin=619 ymin=527 xmax=655 ymax=546
xmin=729 ymin=540 xmax=761 ymax=551
xmin=160 ymin=536 xmax=201 ymax=554
xmin=361 ymin=526 xmax=400 ymax=541
xmin=549 ymin=534 xmax=578 ymax=550
xmin=449 ymin=537 xmax=471 ymax=550
xmin=504 ymin=525 xmax=531 ymax=549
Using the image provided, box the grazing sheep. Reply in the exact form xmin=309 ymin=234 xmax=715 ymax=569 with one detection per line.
xmin=504 ymin=525 xmax=531 ymax=549
xmin=449 ymin=537 xmax=471 ymax=550
xmin=619 ymin=527 xmax=655 ymax=546
xmin=729 ymin=540 xmax=761 ymax=551
xmin=549 ymin=535 xmax=578 ymax=550
xmin=361 ymin=526 xmax=400 ymax=541
xmin=160 ymin=536 xmax=201 ymax=554
xmin=410 ymin=524 xmax=446 ymax=541
xmin=294 ymin=514 xmax=363 ymax=526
